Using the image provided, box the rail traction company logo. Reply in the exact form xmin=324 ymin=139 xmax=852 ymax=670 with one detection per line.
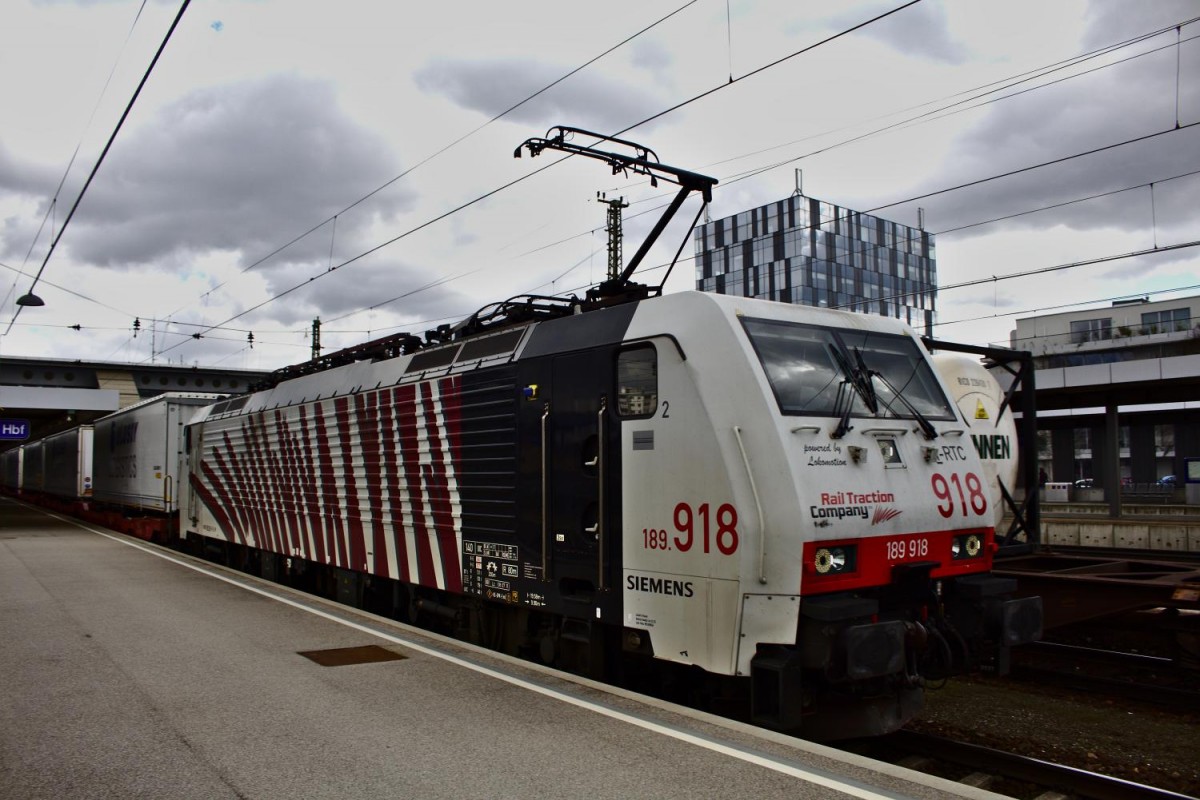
xmin=810 ymin=490 xmax=902 ymax=526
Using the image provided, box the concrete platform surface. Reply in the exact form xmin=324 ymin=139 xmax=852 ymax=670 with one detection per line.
xmin=0 ymin=498 xmax=1002 ymax=800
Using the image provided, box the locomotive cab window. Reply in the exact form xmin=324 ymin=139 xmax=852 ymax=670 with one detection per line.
xmin=742 ymin=317 xmax=955 ymax=420
xmin=617 ymin=346 xmax=657 ymax=417
xmin=838 ymin=330 xmax=956 ymax=421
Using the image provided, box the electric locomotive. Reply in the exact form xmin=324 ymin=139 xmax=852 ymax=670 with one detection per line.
xmin=178 ymin=128 xmax=1041 ymax=740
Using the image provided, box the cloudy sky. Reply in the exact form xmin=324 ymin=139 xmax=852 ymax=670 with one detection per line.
xmin=1 ymin=0 xmax=1197 ymax=370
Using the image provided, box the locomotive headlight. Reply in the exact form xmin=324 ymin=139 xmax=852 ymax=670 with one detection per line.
xmin=813 ymin=546 xmax=856 ymax=574
xmin=952 ymin=533 xmax=984 ymax=559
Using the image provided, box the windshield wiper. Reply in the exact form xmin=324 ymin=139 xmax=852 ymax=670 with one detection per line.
xmin=829 ymin=344 xmax=876 ymax=438
xmin=851 ymin=347 xmax=878 ymax=413
xmin=856 ymin=348 xmax=938 ymax=440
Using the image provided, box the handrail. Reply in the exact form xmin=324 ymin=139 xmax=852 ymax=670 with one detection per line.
xmin=541 ymin=403 xmax=550 ymax=581
xmin=733 ymin=425 xmax=768 ymax=585
xmin=596 ymin=397 xmax=607 ymax=591
xmin=861 ymin=427 xmax=909 ymax=436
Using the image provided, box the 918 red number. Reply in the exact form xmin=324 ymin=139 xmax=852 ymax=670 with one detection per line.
xmin=673 ymin=502 xmax=739 ymax=555
xmin=931 ymin=472 xmax=988 ymax=518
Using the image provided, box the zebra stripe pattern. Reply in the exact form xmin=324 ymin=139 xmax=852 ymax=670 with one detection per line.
xmin=191 ymin=376 xmax=464 ymax=592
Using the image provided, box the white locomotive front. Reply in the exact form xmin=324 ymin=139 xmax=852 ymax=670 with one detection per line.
xmin=618 ymin=292 xmax=1040 ymax=738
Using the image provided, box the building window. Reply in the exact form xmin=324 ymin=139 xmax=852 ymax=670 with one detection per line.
xmin=616 ymin=346 xmax=657 ymax=418
xmin=1140 ymin=308 xmax=1190 ymax=333
xmin=1155 ymin=424 xmax=1175 ymax=456
xmin=1070 ymin=318 xmax=1112 ymax=344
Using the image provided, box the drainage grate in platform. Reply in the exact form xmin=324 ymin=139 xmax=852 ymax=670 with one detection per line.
xmin=297 ymin=645 xmax=408 ymax=667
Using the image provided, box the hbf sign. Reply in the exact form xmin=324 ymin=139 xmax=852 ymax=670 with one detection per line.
xmin=0 ymin=419 xmax=31 ymax=441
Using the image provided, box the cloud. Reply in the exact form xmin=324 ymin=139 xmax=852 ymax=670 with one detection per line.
xmin=414 ymin=57 xmax=666 ymax=133
xmin=864 ymin=3 xmax=1200 ymax=240
xmin=631 ymin=39 xmax=672 ymax=73
xmin=0 ymin=140 xmax=55 ymax=199
xmin=1081 ymin=0 xmax=1199 ymax=50
xmin=11 ymin=74 xmax=414 ymax=269
xmin=248 ymin=256 xmax=471 ymax=328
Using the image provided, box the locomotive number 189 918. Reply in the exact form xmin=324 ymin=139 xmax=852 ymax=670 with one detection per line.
xmin=885 ymin=537 xmax=929 ymax=562
xmin=642 ymin=502 xmax=740 ymax=554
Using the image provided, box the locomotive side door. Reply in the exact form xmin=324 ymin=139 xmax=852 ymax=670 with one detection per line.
xmin=547 ymin=348 xmax=616 ymax=612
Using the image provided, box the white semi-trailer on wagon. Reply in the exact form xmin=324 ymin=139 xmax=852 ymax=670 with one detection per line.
xmin=92 ymin=393 xmax=220 ymax=514
xmin=41 ymin=426 xmax=94 ymax=500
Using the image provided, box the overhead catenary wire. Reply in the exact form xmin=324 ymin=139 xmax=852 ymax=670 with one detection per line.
xmin=0 ymin=259 xmax=134 ymax=318
xmin=154 ymin=0 xmax=927 ymax=359
xmin=866 ymin=122 xmax=1199 ymax=216
xmin=138 ymin=151 xmax=1200 ymax=349
xmin=169 ymin=0 xmax=702 ymax=319
xmin=513 ymin=21 xmax=1200 ymax=260
xmin=830 ymin=240 xmax=1200 ymax=318
xmin=547 ymin=128 xmax=1200 ymax=305
xmin=932 ymin=168 xmax=1200 ymax=237
xmin=669 ymin=123 xmax=1200 ymax=275
xmin=606 ymin=17 xmax=1199 ymax=202
xmin=2 ymin=0 xmax=151 ymax=313
xmin=721 ymin=25 xmax=1200 ymax=188
xmin=35 ymin=4 xmax=1193 ymax=365
xmin=5 ymin=0 xmax=191 ymax=337
xmin=935 ymin=282 xmax=1200 ymax=334
xmin=417 ymin=240 xmax=1200 ymax=351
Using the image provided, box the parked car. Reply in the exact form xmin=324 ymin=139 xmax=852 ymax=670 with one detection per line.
xmin=1074 ymin=478 xmax=1094 ymax=489
xmin=1158 ymin=475 xmax=1178 ymax=487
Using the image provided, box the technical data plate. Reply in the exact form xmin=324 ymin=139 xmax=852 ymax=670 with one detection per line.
xmin=462 ymin=540 xmax=547 ymax=606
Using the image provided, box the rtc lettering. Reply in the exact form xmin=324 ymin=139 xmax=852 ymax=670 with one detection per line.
xmin=931 ymin=444 xmax=967 ymax=463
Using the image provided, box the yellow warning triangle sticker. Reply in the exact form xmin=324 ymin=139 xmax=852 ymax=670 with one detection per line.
xmin=975 ymin=400 xmax=990 ymax=420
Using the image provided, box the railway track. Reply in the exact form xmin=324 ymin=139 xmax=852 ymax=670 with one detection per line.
xmin=842 ymin=730 xmax=1197 ymax=800
xmin=1012 ymin=640 xmax=1200 ymax=712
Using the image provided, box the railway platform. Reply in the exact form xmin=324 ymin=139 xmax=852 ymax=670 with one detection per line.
xmin=0 ymin=497 xmax=1003 ymax=800
xmin=1038 ymin=501 xmax=1200 ymax=552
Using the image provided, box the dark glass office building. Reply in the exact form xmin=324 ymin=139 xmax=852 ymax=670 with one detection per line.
xmin=693 ymin=193 xmax=937 ymax=335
